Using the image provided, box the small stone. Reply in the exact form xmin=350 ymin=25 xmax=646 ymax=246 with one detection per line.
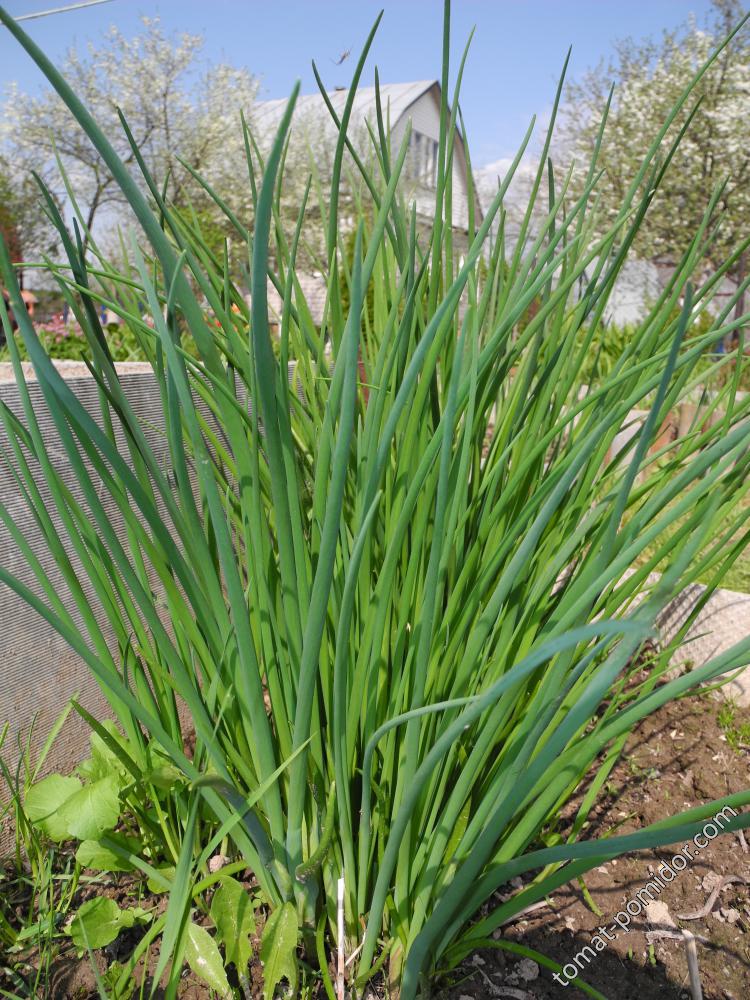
xmin=703 ymin=872 xmax=723 ymax=892
xmin=645 ymin=900 xmax=677 ymax=930
xmin=513 ymin=958 xmax=539 ymax=982
xmin=510 ymin=876 xmax=523 ymax=890
xmin=722 ymin=907 xmax=741 ymax=924
xmin=208 ymin=853 xmax=228 ymax=873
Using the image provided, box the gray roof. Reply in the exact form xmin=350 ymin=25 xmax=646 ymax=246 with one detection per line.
xmin=252 ymin=80 xmax=437 ymax=135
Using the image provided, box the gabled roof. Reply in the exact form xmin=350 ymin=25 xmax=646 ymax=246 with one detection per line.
xmin=252 ymin=81 xmax=437 ymax=134
xmin=251 ymin=79 xmax=481 ymax=231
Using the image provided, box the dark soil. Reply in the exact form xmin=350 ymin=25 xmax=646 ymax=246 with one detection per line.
xmin=3 ymin=694 xmax=749 ymax=999
xmin=441 ymin=694 xmax=750 ymax=1000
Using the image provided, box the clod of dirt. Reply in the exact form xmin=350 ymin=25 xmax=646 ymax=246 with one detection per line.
xmin=646 ymin=899 xmax=678 ymax=931
xmin=506 ymin=959 xmax=539 ymax=983
xmin=703 ymin=872 xmax=724 ymax=892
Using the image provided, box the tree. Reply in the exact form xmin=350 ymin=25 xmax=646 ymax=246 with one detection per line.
xmin=562 ymin=0 xmax=750 ymax=275
xmin=0 ymin=155 xmax=60 ymax=285
xmin=1 ymin=18 xmax=259 ymax=247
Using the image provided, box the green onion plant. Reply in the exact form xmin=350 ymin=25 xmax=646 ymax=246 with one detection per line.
xmin=2 ymin=3 xmax=750 ymax=996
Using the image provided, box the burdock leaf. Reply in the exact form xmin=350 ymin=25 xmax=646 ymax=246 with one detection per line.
xmin=67 ymin=897 xmax=150 ymax=952
xmin=260 ymin=901 xmax=298 ymax=1000
xmin=75 ymin=833 xmax=140 ymax=872
xmin=185 ymin=921 xmax=231 ymax=997
xmin=56 ymin=773 xmax=120 ymax=841
xmin=24 ymin=774 xmax=82 ymax=841
xmin=210 ymin=875 xmax=255 ymax=971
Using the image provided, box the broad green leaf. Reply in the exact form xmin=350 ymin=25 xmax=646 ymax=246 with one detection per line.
xmin=144 ymin=763 xmax=184 ymax=790
xmin=147 ymin=865 xmax=176 ymax=893
xmin=25 ymin=774 xmax=81 ymax=841
xmin=210 ymin=875 xmax=255 ymax=971
xmin=185 ymin=920 xmax=231 ymax=997
xmin=77 ymin=752 xmax=115 ymax=784
xmin=76 ymin=834 xmax=140 ymax=872
xmin=67 ymin=897 xmax=150 ymax=951
xmin=260 ymin=902 xmax=298 ymax=1000
xmin=77 ymin=724 xmax=132 ymax=787
xmin=56 ymin=773 xmax=121 ymax=841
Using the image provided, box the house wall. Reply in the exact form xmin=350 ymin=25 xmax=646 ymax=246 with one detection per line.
xmin=391 ymin=86 xmax=471 ymax=232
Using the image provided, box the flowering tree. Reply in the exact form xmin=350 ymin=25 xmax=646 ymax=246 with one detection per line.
xmin=563 ymin=0 xmax=750 ymax=275
xmin=1 ymin=18 xmax=259 ymax=249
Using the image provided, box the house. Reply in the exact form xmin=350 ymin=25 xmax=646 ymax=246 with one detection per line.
xmin=252 ymin=80 xmax=480 ymax=238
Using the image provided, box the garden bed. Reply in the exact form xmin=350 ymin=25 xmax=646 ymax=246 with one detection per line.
xmin=3 ymin=1 xmax=750 ymax=992
xmin=442 ymin=694 xmax=750 ymax=1000
xmin=3 ymin=693 xmax=749 ymax=999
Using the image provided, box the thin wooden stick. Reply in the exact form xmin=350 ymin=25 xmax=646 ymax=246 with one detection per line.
xmin=682 ymin=930 xmax=703 ymax=1000
xmin=345 ymin=939 xmax=364 ymax=968
xmin=337 ymin=872 xmax=345 ymax=1000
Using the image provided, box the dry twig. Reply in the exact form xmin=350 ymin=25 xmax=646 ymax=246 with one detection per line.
xmin=676 ymin=875 xmax=749 ymax=920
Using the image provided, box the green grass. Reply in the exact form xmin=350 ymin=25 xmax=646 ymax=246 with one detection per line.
xmin=718 ymin=700 xmax=750 ymax=751
xmin=0 ymin=711 xmax=84 ymax=997
xmin=634 ymin=483 xmax=750 ymax=593
xmin=2 ymin=3 xmax=750 ymax=998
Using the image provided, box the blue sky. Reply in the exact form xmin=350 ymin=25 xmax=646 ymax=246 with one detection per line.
xmin=3 ymin=0 xmax=720 ymax=167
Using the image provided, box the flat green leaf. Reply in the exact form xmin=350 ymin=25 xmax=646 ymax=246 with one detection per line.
xmin=144 ymin=763 xmax=183 ymax=790
xmin=146 ymin=865 xmax=175 ymax=893
xmin=25 ymin=774 xmax=81 ymax=842
xmin=260 ymin=901 xmax=298 ymax=1000
xmin=16 ymin=914 xmax=56 ymax=943
xmin=78 ymin=724 xmax=130 ymax=785
xmin=67 ymin=897 xmax=150 ymax=951
xmin=210 ymin=876 xmax=255 ymax=971
xmin=57 ymin=773 xmax=121 ymax=841
xmin=76 ymin=834 xmax=140 ymax=872
xmin=77 ymin=752 xmax=114 ymax=784
xmin=185 ymin=920 xmax=231 ymax=997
